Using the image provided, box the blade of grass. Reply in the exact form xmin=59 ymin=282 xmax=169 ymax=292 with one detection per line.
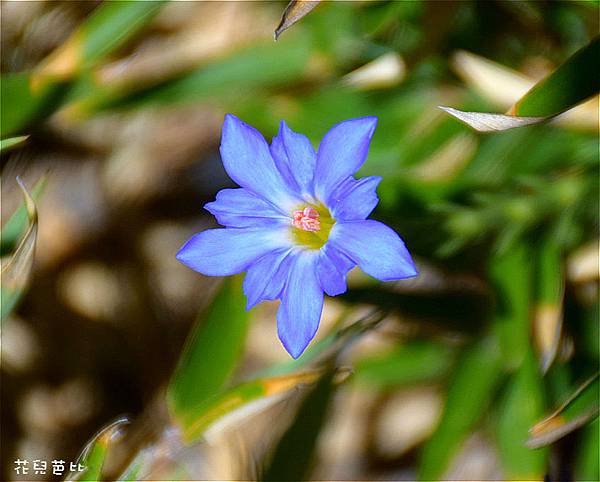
xmin=533 ymin=239 xmax=564 ymax=373
xmin=32 ymin=1 xmax=168 ymax=90
xmin=1 ymin=176 xmax=46 ymax=257
xmin=354 ymin=341 xmax=456 ymax=388
xmin=490 ymin=243 xmax=532 ymax=370
xmin=526 ymin=373 xmax=599 ymax=448
xmin=440 ymin=37 xmax=600 ymax=131
xmin=1 ymin=177 xmax=39 ymax=322
xmin=66 ymin=417 xmax=130 ymax=482
xmin=496 ymin=349 xmax=548 ymax=480
xmin=167 ymin=277 xmax=250 ymax=434
xmin=275 ymin=0 xmax=322 ymax=40
xmin=261 ymin=368 xmax=335 ymax=481
xmin=418 ymin=335 xmax=504 ymax=481
xmin=0 ymin=135 xmax=29 ymax=152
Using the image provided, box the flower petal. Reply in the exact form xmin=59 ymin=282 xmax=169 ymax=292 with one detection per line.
xmin=314 ymin=116 xmax=378 ymax=204
xmin=277 ymin=250 xmax=323 ymax=358
xmin=271 ymin=120 xmax=317 ymax=197
xmin=243 ymin=248 xmax=294 ymax=310
xmin=329 ymin=220 xmax=417 ymax=282
xmin=329 ymin=175 xmax=382 ymax=221
xmin=176 ymin=226 xmax=291 ymax=276
xmin=317 ymin=243 xmax=355 ymax=296
xmin=205 ymin=188 xmax=289 ymax=228
xmin=220 ymin=114 xmax=298 ymax=211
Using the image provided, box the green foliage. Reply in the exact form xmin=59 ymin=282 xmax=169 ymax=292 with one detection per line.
xmin=167 ymin=277 xmax=250 ymax=434
xmin=496 ymin=350 xmax=548 ymax=480
xmin=418 ymin=336 xmax=504 ymax=481
xmin=262 ymin=369 xmax=335 ymax=481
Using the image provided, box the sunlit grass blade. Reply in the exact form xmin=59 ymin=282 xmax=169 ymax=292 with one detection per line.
xmin=354 ymin=341 xmax=456 ymax=388
xmin=533 ymin=239 xmax=564 ymax=373
xmin=32 ymin=1 xmax=168 ymax=90
xmin=65 ymin=417 xmax=130 ymax=482
xmin=526 ymin=373 xmax=599 ymax=449
xmin=496 ymin=350 xmax=548 ymax=480
xmin=440 ymin=36 xmax=600 ymax=131
xmin=0 ymin=135 xmax=29 ymax=152
xmin=418 ymin=336 xmax=504 ymax=481
xmin=1 ymin=176 xmax=46 ymax=257
xmin=167 ymin=277 xmax=250 ymax=436
xmin=60 ymin=40 xmax=312 ymax=118
xmin=261 ymin=368 xmax=335 ymax=481
xmin=1 ymin=177 xmax=39 ymax=322
xmin=1 ymin=2 xmax=167 ymax=136
xmin=275 ymin=0 xmax=322 ymax=40
xmin=183 ymin=370 xmax=321 ymax=443
xmin=0 ymin=73 xmax=66 ymax=137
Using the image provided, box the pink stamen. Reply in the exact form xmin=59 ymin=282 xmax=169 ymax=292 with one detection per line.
xmin=292 ymin=206 xmax=321 ymax=232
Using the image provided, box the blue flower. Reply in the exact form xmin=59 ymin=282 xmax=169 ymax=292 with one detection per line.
xmin=177 ymin=114 xmax=417 ymax=358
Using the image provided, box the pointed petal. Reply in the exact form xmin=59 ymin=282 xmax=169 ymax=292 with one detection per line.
xmin=317 ymin=243 xmax=355 ymax=296
xmin=205 ymin=188 xmax=289 ymax=228
xmin=314 ymin=117 xmax=378 ymax=203
xmin=329 ymin=220 xmax=417 ymax=282
xmin=271 ymin=120 xmax=317 ymax=197
xmin=277 ymin=251 xmax=323 ymax=358
xmin=220 ymin=114 xmax=298 ymax=211
xmin=329 ymin=175 xmax=382 ymax=221
xmin=176 ymin=227 xmax=291 ymax=276
xmin=243 ymin=248 xmax=294 ymax=310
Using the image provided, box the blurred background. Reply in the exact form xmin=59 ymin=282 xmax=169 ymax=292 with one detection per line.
xmin=1 ymin=1 xmax=598 ymax=481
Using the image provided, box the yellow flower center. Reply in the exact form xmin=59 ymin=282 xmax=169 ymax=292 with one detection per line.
xmin=291 ymin=203 xmax=334 ymax=249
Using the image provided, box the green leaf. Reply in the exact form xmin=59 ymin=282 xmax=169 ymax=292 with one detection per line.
xmin=532 ymin=239 xmax=564 ymax=373
xmin=68 ymin=39 xmax=312 ymax=116
xmin=1 ymin=177 xmax=46 ymax=257
xmin=180 ymin=370 xmax=321 ymax=443
xmin=262 ymin=369 xmax=335 ymax=481
xmin=418 ymin=336 xmax=504 ymax=481
xmin=1 ymin=178 xmax=39 ymax=322
xmin=490 ymin=243 xmax=532 ymax=370
xmin=440 ymin=37 xmax=600 ymax=131
xmin=167 ymin=277 xmax=250 ymax=436
xmin=65 ymin=417 xmax=129 ymax=482
xmin=513 ymin=36 xmax=600 ymax=117
xmin=354 ymin=341 xmax=456 ymax=388
xmin=0 ymin=135 xmax=28 ymax=152
xmin=574 ymin=417 xmax=599 ymax=482
xmin=0 ymin=73 xmax=65 ymax=137
xmin=496 ymin=350 xmax=548 ymax=480
xmin=526 ymin=372 xmax=599 ymax=448
xmin=33 ymin=1 xmax=168 ymax=87
xmin=1 ymin=2 xmax=167 ymax=136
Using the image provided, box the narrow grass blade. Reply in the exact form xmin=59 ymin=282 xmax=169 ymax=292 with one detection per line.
xmin=261 ymin=369 xmax=335 ymax=481
xmin=32 ymin=1 xmax=167 ymax=90
xmin=1 ymin=177 xmax=46 ymax=257
xmin=574 ymin=417 xmax=599 ymax=482
xmin=167 ymin=277 xmax=250 ymax=435
xmin=526 ymin=373 xmax=599 ymax=448
xmin=66 ymin=417 xmax=130 ymax=482
xmin=354 ymin=341 xmax=456 ymax=388
xmin=533 ymin=240 xmax=564 ymax=373
xmin=1 ymin=177 xmax=39 ymax=322
xmin=418 ymin=336 xmax=504 ymax=481
xmin=183 ymin=370 xmax=321 ymax=443
xmin=490 ymin=244 xmax=533 ymax=370
xmin=497 ymin=350 xmax=548 ymax=480
xmin=441 ymin=37 xmax=600 ymax=132
xmin=0 ymin=135 xmax=29 ymax=152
